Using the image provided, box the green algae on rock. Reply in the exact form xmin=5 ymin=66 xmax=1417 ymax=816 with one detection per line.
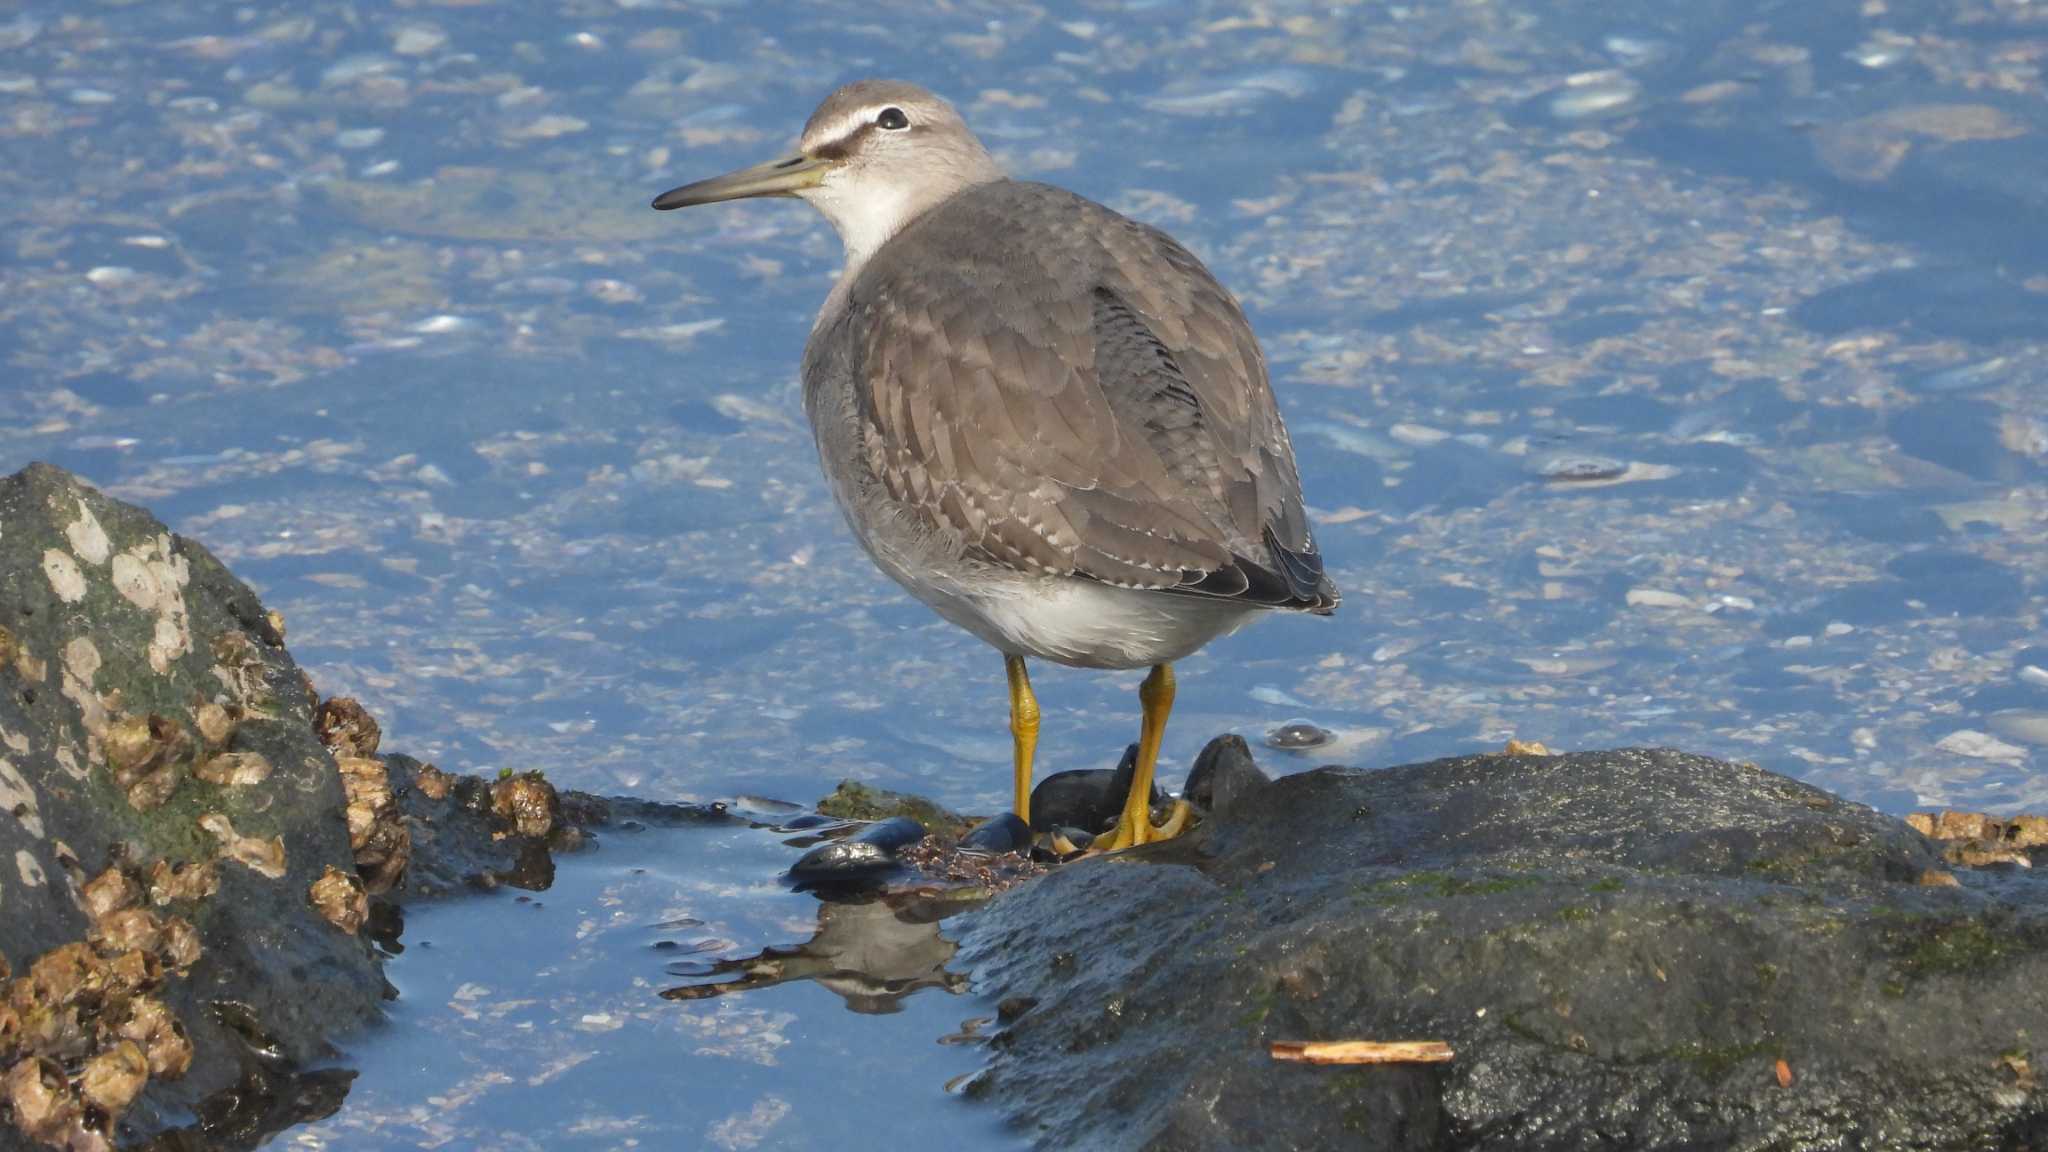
xmin=816 ymin=779 xmax=972 ymax=839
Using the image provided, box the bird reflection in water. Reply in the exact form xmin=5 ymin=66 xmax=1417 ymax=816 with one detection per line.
xmin=658 ymin=889 xmax=986 ymax=1015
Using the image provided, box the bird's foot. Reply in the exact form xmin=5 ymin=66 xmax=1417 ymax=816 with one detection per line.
xmin=1086 ymin=798 xmax=1193 ymax=853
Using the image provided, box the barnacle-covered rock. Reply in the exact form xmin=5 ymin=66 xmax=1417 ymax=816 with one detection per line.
xmin=490 ymin=771 xmax=559 ymax=839
xmin=197 ymin=813 xmax=288 ymax=879
xmin=113 ymin=997 xmax=190 ymax=1079
xmin=103 ymin=714 xmax=194 ymax=810
xmin=338 ymin=754 xmax=409 ymax=892
xmin=193 ymin=701 xmax=239 ymax=750
xmin=157 ymin=918 xmax=201 ymax=972
xmin=313 ymin=696 xmax=382 ymax=758
xmin=3 ymin=1056 xmax=77 ymax=1145
xmin=79 ymin=867 xmax=140 ymax=922
xmin=144 ymin=859 xmax=218 ymax=906
xmin=78 ymin=1039 xmax=149 ymax=1115
xmin=0 ymin=466 xmax=390 ymax=1144
xmin=193 ymin=750 xmax=273 ymax=787
xmin=87 ymin=908 xmax=163 ymax=957
xmin=13 ymin=944 xmax=107 ymax=1012
xmin=413 ymin=762 xmax=454 ymax=801
xmin=308 ymin=867 xmax=369 ymax=935
xmin=102 ymin=948 xmax=164 ymax=995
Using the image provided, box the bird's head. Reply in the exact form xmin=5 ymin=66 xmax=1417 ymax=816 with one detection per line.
xmin=652 ymin=80 xmax=1004 ymax=269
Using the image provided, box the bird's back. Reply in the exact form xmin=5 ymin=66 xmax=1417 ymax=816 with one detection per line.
xmin=804 ymin=179 xmax=1337 ymax=614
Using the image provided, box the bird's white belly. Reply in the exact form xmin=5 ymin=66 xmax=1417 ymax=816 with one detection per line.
xmin=911 ymin=574 xmax=1260 ymax=671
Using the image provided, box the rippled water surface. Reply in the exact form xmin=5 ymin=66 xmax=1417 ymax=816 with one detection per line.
xmin=3 ymin=0 xmax=2045 ymax=1144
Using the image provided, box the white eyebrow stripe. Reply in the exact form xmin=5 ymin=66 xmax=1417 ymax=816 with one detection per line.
xmin=805 ymin=106 xmax=891 ymax=153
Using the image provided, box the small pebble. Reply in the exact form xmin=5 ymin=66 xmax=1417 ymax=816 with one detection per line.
xmin=1537 ymin=454 xmax=1629 ymax=483
xmin=959 ymin=813 xmax=1031 ymax=855
xmin=1031 ymin=746 xmax=1160 ymax=834
xmin=787 ymin=816 xmax=924 ymax=889
xmin=1265 ymin=720 xmax=1335 ymax=751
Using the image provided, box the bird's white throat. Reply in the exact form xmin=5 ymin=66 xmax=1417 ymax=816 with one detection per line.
xmin=802 ymin=179 xmax=929 ymax=276
xmin=801 ymin=163 xmax=1004 ymax=279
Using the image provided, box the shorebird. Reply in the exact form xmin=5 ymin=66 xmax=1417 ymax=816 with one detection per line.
xmin=652 ymin=80 xmax=1338 ymax=850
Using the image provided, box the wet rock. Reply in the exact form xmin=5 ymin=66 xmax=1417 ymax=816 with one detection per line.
xmin=1182 ymin=735 xmax=1270 ymax=820
xmin=308 ymin=867 xmax=369 ymax=936
xmin=1909 ymin=809 xmax=2048 ymax=869
xmin=145 ymin=860 xmax=218 ymax=907
xmin=78 ymin=1041 xmax=148 ymax=1115
xmin=788 ymin=816 xmax=926 ymax=891
xmin=102 ymin=714 xmax=192 ymax=811
xmin=378 ymin=753 xmax=731 ymax=901
xmin=490 ymin=770 xmax=559 ymax=839
xmin=0 ymin=464 xmax=384 ymax=1146
xmin=1029 ymin=744 xmax=1164 ymax=834
xmin=312 ymin=697 xmax=380 ymax=759
xmin=79 ymin=867 xmax=140 ymax=921
xmin=336 ymin=754 xmax=408 ymax=893
xmin=198 ymin=813 xmax=289 ymax=880
xmin=380 ymin=754 xmax=553 ymax=897
xmin=2 ymin=1058 xmax=76 ymax=1147
xmin=959 ymin=813 xmax=1032 ymax=856
xmin=816 ymin=779 xmax=970 ymax=838
xmin=193 ymin=750 xmax=273 ymax=787
xmin=962 ymin=747 xmax=2048 ymax=1149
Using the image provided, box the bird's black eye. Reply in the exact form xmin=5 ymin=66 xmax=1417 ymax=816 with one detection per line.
xmin=875 ymin=107 xmax=910 ymax=131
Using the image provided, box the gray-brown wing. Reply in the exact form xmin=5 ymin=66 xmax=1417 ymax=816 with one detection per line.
xmin=846 ymin=181 xmax=1336 ymax=611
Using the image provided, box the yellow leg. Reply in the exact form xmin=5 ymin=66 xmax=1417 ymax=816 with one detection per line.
xmin=1092 ymin=663 xmax=1193 ymax=851
xmin=1006 ymin=655 xmax=1039 ymax=827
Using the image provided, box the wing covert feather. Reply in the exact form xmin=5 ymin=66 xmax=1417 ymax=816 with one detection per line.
xmin=843 ymin=181 xmax=1334 ymax=610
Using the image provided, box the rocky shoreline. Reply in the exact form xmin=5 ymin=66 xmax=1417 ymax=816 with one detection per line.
xmin=0 ymin=464 xmax=729 ymax=1150
xmin=5 ymin=462 xmax=2048 ymax=1149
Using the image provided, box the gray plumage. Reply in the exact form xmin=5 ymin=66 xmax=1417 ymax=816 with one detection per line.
xmin=806 ymin=180 xmax=1335 ymax=614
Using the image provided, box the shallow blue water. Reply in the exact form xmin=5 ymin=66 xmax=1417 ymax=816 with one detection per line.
xmin=2 ymin=0 xmax=2044 ymax=1144
xmin=297 ymin=821 xmax=1017 ymax=1150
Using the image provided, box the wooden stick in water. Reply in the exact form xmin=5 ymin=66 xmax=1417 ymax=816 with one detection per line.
xmin=1270 ymin=1040 xmax=1454 ymax=1065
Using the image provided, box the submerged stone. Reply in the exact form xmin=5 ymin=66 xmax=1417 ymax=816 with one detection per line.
xmin=1030 ymin=744 xmax=1166 ymax=834
xmin=960 ymin=813 xmax=1032 ymax=856
xmin=788 ymin=816 xmax=927 ymax=890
